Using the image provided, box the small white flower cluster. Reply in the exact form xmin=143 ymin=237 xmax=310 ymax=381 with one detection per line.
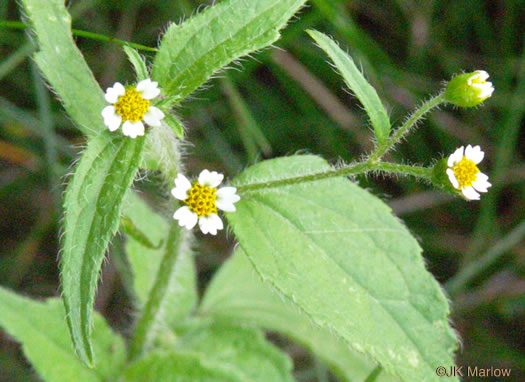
xmin=102 ymin=79 xmax=165 ymax=138
xmin=446 ymin=145 xmax=491 ymax=200
xmin=102 ymin=78 xmax=240 ymax=235
xmin=171 ymin=170 xmax=240 ymax=235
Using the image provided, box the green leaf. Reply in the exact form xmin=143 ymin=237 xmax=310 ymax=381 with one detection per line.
xmin=152 ymin=0 xmax=307 ymax=102
xmin=307 ymin=30 xmax=391 ymax=144
xmin=177 ymin=321 xmax=294 ymax=382
xmin=120 ymin=351 xmax=245 ymax=382
xmin=163 ymin=113 xmax=185 ymax=140
xmin=123 ymin=45 xmax=149 ymax=81
xmin=20 ymin=0 xmax=106 ymax=136
xmin=61 ymin=133 xmax=145 ymax=366
xmin=201 ymin=249 xmax=398 ymax=382
xmin=123 ymin=192 xmax=197 ymax=328
xmin=227 ymin=155 xmax=458 ymax=382
xmin=0 ymin=287 xmax=126 ymax=382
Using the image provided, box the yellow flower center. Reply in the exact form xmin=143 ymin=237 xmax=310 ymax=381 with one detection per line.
xmin=184 ymin=183 xmax=217 ymax=217
xmin=114 ymin=88 xmax=150 ymax=122
xmin=470 ymin=75 xmax=486 ymax=86
xmin=453 ymin=157 xmax=479 ymax=188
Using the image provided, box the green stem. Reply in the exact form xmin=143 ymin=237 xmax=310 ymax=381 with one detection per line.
xmin=0 ymin=20 xmax=158 ymax=52
xmin=368 ymin=93 xmax=446 ymax=162
xmin=127 ymin=224 xmax=184 ymax=361
xmin=236 ymin=161 xmax=432 ymax=193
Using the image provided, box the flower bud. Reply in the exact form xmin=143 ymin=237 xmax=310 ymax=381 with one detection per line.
xmin=444 ymin=70 xmax=494 ymax=107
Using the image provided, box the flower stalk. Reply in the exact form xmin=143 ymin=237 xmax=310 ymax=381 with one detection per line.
xmin=368 ymin=93 xmax=446 ymax=163
xmin=236 ymin=161 xmax=432 ymax=193
xmin=235 ymin=93 xmax=447 ymax=194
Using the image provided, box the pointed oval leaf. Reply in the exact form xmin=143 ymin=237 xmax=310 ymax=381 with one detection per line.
xmin=152 ymin=0 xmax=307 ymax=102
xmin=21 ymin=0 xmax=106 ymax=137
xmin=61 ymin=133 xmax=145 ymax=366
xmin=227 ymin=155 xmax=458 ymax=382
xmin=308 ymin=30 xmax=391 ymax=144
xmin=123 ymin=45 xmax=149 ymax=82
xmin=0 ymin=287 xmax=126 ymax=382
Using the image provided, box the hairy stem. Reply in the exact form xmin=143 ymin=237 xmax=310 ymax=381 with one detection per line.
xmin=127 ymin=223 xmax=185 ymax=361
xmin=236 ymin=161 xmax=432 ymax=193
xmin=368 ymin=93 xmax=446 ymax=162
xmin=236 ymin=94 xmax=445 ymax=194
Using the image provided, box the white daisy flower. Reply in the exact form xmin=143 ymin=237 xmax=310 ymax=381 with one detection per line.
xmin=101 ymin=78 xmax=165 ymax=138
xmin=171 ymin=170 xmax=240 ymax=235
xmin=446 ymin=145 xmax=491 ymax=200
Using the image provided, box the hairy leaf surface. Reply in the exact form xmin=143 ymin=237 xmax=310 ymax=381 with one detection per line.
xmin=21 ymin=0 xmax=106 ymax=136
xmin=308 ymin=30 xmax=391 ymax=144
xmin=227 ymin=155 xmax=458 ymax=382
xmin=153 ymin=0 xmax=306 ymax=101
xmin=61 ymin=133 xmax=145 ymax=366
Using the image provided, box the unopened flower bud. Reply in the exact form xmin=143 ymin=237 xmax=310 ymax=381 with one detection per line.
xmin=444 ymin=70 xmax=494 ymax=107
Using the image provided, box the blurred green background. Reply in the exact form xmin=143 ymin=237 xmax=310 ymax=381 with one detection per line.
xmin=1 ymin=0 xmax=524 ymax=380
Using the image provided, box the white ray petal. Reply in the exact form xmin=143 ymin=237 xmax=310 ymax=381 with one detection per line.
xmin=476 ymin=172 xmax=489 ymax=183
xmin=143 ymin=106 xmax=165 ymax=126
xmin=198 ymin=169 xmax=224 ymax=188
xmin=199 ymin=214 xmax=223 ymax=235
xmin=465 ymin=144 xmax=474 ymax=158
xmin=136 ymin=79 xmax=160 ymax=99
xmin=467 ymin=145 xmax=484 ymax=164
xmin=173 ymin=206 xmax=198 ymax=229
xmin=105 ymin=82 xmax=125 ymax=103
xmin=472 ymin=173 xmax=491 ymax=193
xmin=462 ymin=186 xmax=480 ymax=201
xmin=171 ymin=174 xmax=192 ymax=200
xmin=122 ymin=121 xmax=145 ymax=138
xmin=446 ymin=169 xmax=459 ymax=189
xmin=216 ymin=187 xmax=240 ymax=212
xmin=478 ymin=83 xmax=494 ymax=98
xmin=468 ymin=70 xmax=489 ymax=84
xmin=448 ymin=146 xmax=464 ymax=167
xmin=102 ymin=106 xmax=122 ymax=131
